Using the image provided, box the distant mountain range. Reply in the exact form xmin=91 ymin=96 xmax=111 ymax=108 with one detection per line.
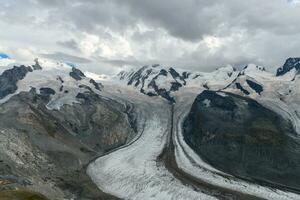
xmin=1 ymin=55 xmax=300 ymax=199
xmin=118 ymin=57 xmax=300 ymax=103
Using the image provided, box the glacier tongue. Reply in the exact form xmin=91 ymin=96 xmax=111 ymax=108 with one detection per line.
xmin=87 ymin=86 xmax=218 ymax=200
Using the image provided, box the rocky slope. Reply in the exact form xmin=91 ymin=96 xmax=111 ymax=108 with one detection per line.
xmin=182 ymin=90 xmax=300 ymax=192
xmin=0 ymin=58 xmax=136 ymax=200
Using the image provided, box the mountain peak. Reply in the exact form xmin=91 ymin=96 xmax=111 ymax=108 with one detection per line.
xmin=118 ymin=64 xmax=239 ymax=103
xmin=276 ymin=57 xmax=300 ymax=76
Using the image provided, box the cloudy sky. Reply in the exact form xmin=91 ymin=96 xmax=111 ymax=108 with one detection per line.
xmin=0 ymin=0 xmax=300 ymax=74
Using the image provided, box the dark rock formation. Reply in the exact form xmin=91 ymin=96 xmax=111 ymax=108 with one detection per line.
xmin=57 ymin=76 xmax=64 ymax=83
xmin=69 ymin=67 xmax=85 ymax=81
xmin=246 ymin=79 xmax=263 ymax=95
xmin=170 ymin=82 xmax=182 ymax=92
xmin=79 ymin=84 xmax=93 ymax=92
xmin=127 ymin=66 xmax=148 ymax=86
xmin=39 ymin=87 xmax=56 ymax=96
xmin=147 ymin=74 xmax=175 ymax=104
xmin=169 ymin=67 xmax=187 ymax=85
xmin=32 ymin=58 xmax=42 ymax=70
xmin=235 ymin=83 xmax=250 ymax=95
xmin=277 ymin=57 xmax=300 ymax=76
xmin=122 ymin=65 xmax=191 ymax=103
xmin=89 ymin=79 xmax=103 ymax=91
xmin=0 ymin=65 xmax=31 ymax=99
xmin=183 ymin=90 xmax=300 ymax=191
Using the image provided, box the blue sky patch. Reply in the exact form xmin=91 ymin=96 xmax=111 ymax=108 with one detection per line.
xmin=65 ymin=62 xmax=77 ymax=68
xmin=0 ymin=53 xmax=10 ymax=59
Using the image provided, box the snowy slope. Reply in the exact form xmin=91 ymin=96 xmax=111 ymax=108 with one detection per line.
xmin=0 ymin=57 xmax=103 ymax=109
xmin=117 ymin=58 xmax=300 ymax=105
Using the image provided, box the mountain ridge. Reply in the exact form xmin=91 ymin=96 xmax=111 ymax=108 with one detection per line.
xmin=117 ymin=58 xmax=300 ymax=103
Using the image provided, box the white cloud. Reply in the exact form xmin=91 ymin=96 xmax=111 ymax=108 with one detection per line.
xmin=1 ymin=0 xmax=300 ymax=74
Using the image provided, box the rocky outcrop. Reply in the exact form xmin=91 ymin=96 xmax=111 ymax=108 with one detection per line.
xmin=0 ymin=65 xmax=32 ymax=99
xmin=276 ymin=57 xmax=300 ymax=76
xmin=89 ymin=79 xmax=103 ymax=91
xmin=32 ymin=58 xmax=42 ymax=70
xmin=183 ymin=90 xmax=300 ymax=192
xmin=39 ymin=87 xmax=56 ymax=96
xmin=169 ymin=67 xmax=189 ymax=85
xmin=119 ymin=65 xmax=192 ymax=103
xmin=235 ymin=82 xmax=250 ymax=95
xmin=246 ymin=79 xmax=263 ymax=95
xmin=69 ymin=67 xmax=85 ymax=81
xmin=118 ymin=64 xmax=239 ymax=103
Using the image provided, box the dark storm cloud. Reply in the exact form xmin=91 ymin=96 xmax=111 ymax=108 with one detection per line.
xmin=121 ymin=0 xmax=223 ymax=41
xmin=34 ymin=0 xmax=223 ymax=40
xmin=32 ymin=0 xmax=300 ymax=40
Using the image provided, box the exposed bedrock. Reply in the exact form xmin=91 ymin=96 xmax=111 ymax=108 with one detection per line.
xmin=0 ymin=65 xmax=32 ymax=99
xmin=183 ymin=90 xmax=300 ymax=192
xmin=0 ymin=89 xmax=135 ymax=199
xmin=69 ymin=67 xmax=85 ymax=81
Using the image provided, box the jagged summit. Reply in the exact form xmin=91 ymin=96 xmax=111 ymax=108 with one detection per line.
xmin=118 ymin=64 xmax=188 ymax=103
xmin=117 ymin=64 xmax=238 ymax=103
xmin=117 ymin=58 xmax=300 ymax=102
xmin=276 ymin=57 xmax=300 ymax=76
xmin=2 ymin=56 xmax=300 ymax=103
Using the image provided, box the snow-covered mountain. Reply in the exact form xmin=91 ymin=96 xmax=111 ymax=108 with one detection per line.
xmin=0 ymin=58 xmax=103 ymax=109
xmin=1 ymin=55 xmax=300 ymax=200
xmin=276 ymin=57 xmax=300 ymax=77
xmin=0 ymin=56 xmax=136 ymax=199
xmin=111 ymin=57 xmax=300 ymax=199
xmin=117 ymin=58 xmax=300 ymax=104
xmin=117 ymin=64 xmax=238 ymax=103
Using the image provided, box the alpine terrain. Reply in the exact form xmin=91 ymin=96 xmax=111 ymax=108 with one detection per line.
xmin=0 ymin=54 xmax=300 ymax=200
